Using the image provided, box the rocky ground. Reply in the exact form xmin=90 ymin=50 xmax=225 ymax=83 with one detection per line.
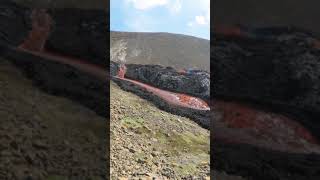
xmin=0 ymin=58 xmax=107 ymax=179
xmin=110 ymin=81 xmax=210 ymax=179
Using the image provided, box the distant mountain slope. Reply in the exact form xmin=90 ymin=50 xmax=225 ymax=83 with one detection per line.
xmin=111 ymin=31 xmax=210 ymax=72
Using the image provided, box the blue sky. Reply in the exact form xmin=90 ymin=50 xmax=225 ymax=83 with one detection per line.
xmin=111 ymin=0 xmax=210 ymax=40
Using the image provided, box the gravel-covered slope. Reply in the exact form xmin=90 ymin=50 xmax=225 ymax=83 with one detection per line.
xmin=110 ymin=81 xmax=210 ymax=179
xmin=111 ymin=31 xmax=210 ymax=72
xmin=0 ymin=59 xmax=106 ymax=179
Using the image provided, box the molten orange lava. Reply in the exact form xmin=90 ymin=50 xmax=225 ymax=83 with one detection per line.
xmin=176 ymin=94 xmax=209 ymax=110
xmin=117 ymin=64 xmax=126 ymax=79
xmin=18 ymin=9 xmax=52 ymax=52
xmin=214 ymin=100 xmax=319 ymax=145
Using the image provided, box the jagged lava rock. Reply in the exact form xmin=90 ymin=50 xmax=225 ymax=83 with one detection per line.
xmin=46 ymin=9 xmax=108 ymax=67
xmin=111 ymin=61 xmax=210 ymax=100
xmin=0 ymin=1 xmax=31 ymax=46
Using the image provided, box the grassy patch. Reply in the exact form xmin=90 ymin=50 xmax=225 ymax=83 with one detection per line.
xmin=121 ymin=116 xmax=144 ymax=128
xmin=155 ymin=131 xmax=209 ymax=155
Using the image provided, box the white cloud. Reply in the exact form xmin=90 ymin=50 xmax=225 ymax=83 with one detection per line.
xmin=168 ymin=0 xmax=182 ymax=13
xmin=126 ymin=0 xmax=168 ymax=10
xmin=126 ymin=0 xmax=182 ymax=13
xmin=187 ymin=22 xmax=193 ymax=27
xmin=187 ymin=0 xmax=210 ymax=27
xmin=195 ymin=15 xmax=207 ymax=25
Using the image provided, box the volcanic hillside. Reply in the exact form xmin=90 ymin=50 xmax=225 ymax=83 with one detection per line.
xmin=111 ymin=31 xmax=210 ymax=72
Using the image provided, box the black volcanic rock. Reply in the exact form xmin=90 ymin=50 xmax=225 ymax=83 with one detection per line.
xmin=213 ymin=27 xmax=320 ymax=140
xmin=46 ymin=9 xmax=108 ymax=67
xmin=111 ymin=61 xmax=210 ymax=100
xmin=0 ymin=1 xmax=108 ymax=116
xmin=110 ymin=61 xmax=119 ymax=77
xmin=0 ymin=1 xmax=31 ymax=46
xmin=110 ymin=61 xmax=210 ymax=128
xmin=111 ymin=76 xmax=210 ymax=129
xmin=2 ymin=45 xmax=108 ymax=117
xmin=0 ymin=1 xmax=108 ymax=67
xmin=213 ymin=0 xmax=320 ymax=34
xmin=212 ymin=27 xmax=320 ymax=180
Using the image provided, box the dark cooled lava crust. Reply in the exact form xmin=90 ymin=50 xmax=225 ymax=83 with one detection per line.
xmin=112 ymin=76 xmax=210 ymax=129
xmin=213 ymin=26 xmax=320 ymax=140
xmin=110 ymin=61 xmax=211 ymax=129
xmin=123 ymin=63 xmax=210 ymax=100
xmin=212 ymin=26 xmax=320 ymax=180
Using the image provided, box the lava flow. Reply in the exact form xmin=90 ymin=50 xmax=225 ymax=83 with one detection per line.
xmin=17 ymin=9 xmax=209 ymax=112
xmin=213 ymin=99 xmax=320 ymax=153
xmin=13 ymin=8 xmax=320 ymax=154
xmin=116 ymin=65 xmax=210 ymax=111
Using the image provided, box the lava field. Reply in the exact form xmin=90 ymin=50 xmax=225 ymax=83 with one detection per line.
xmin=212 ymin=25 xmax=320 ymax=180
xmin=110 ymin=61 xmax=211 ymax=129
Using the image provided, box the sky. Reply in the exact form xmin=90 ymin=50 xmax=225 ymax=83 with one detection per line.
xmin=110 ymin=0 xmax=210 ymax=40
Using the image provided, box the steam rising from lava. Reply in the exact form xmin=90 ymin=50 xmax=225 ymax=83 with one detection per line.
xmin=110 ymin=40 xmax=127 ymax=63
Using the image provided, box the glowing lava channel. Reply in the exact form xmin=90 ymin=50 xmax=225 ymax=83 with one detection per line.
xmin=116 ymin=65 xmax=210 ymax=111
xmin=213 ymin=100 xmax=320 ymax=153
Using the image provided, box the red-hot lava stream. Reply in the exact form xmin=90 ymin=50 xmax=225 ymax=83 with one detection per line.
xmin=213 ymin=100 xmax=320 ymax=153
xmin=116 ymin=64 xmax=210 ymax=111
xmin=16 ymin=9 xmax=210 ymax=111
